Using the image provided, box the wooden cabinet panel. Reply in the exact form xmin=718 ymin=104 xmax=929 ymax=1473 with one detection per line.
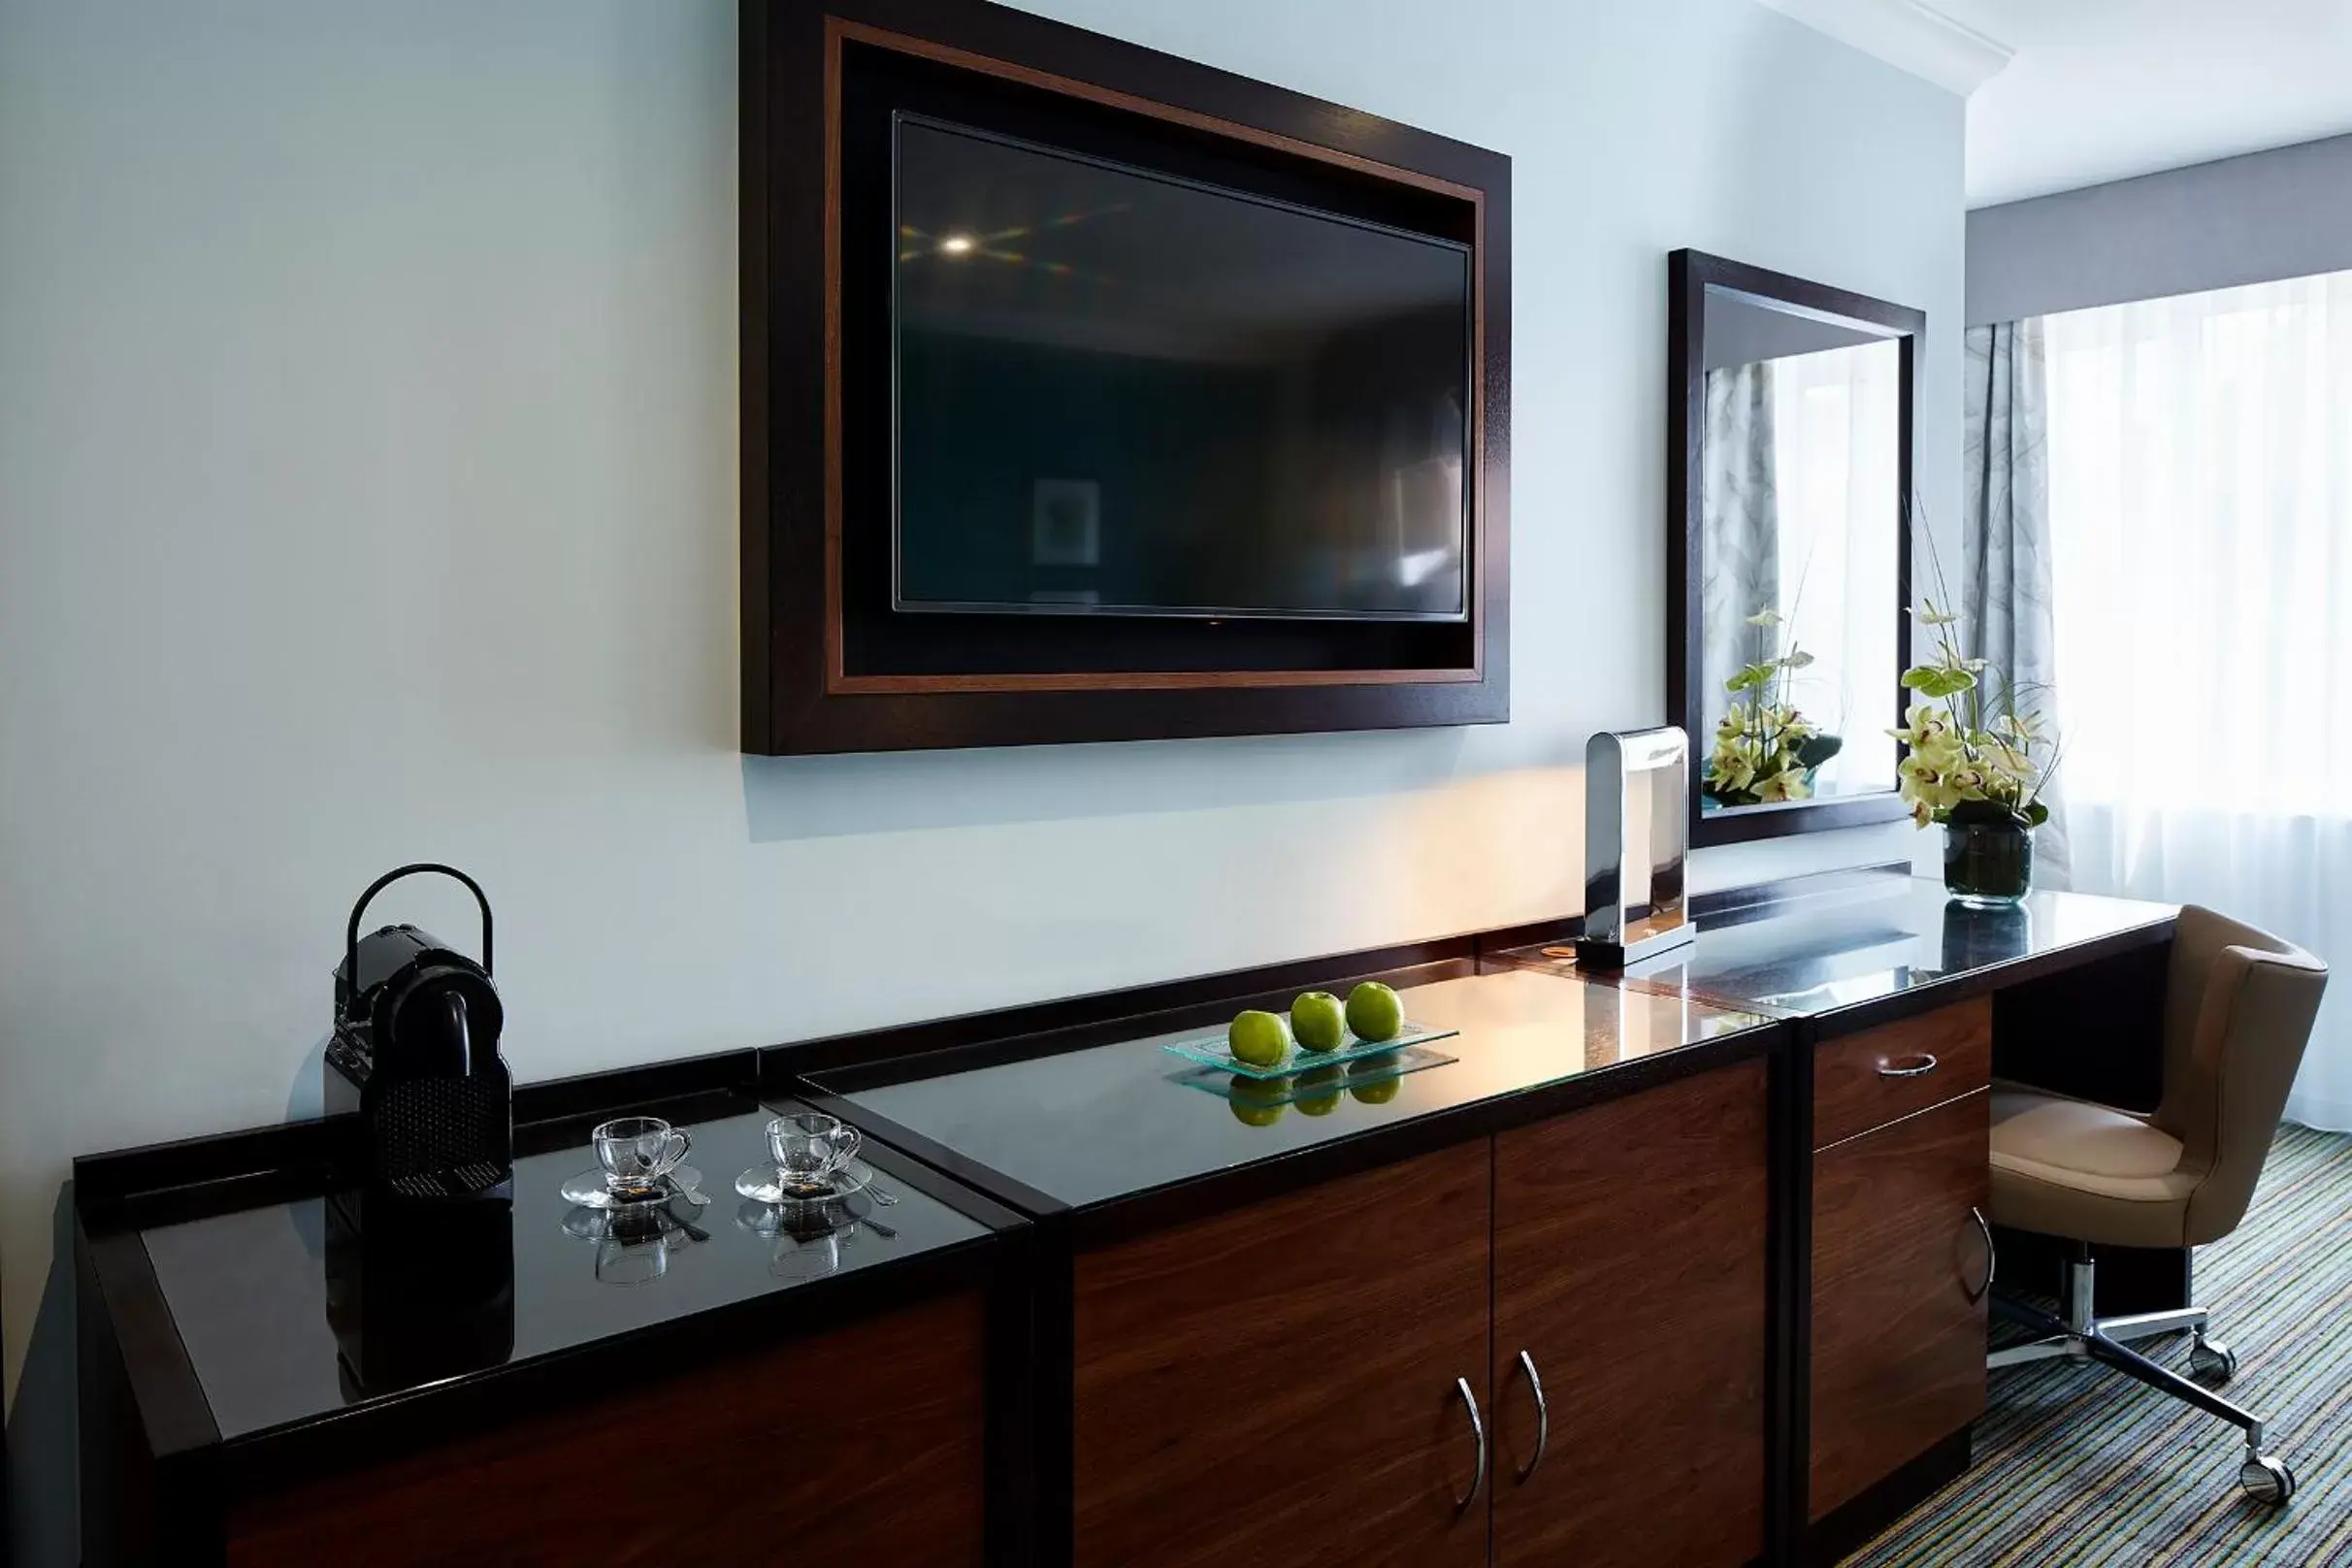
xmin=1073 ymin=1142 xmax=1491 ymax=1568
xmin=1811 ymin=1088 xmax=1991 ymax=1520
xmin=1490 ymin=1059 xmax=1771 ymax=1568
xmin=1813 ymin=997 xmax=1992 ymax=1151
xmin=228 ymin=1290 xmax=988 ymax=1567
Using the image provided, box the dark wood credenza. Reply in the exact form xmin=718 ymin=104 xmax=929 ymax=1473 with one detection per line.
xmin=1064 ymin=1060 xmax=1771 ymax=1568
xmin=227 ymin=1291 xmax=989 ymax=1567
xmin=78 ymin=875 xmax=2176 ymax=1566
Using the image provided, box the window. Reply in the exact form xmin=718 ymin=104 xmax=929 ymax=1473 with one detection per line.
xmin=2045 ymin=269 xmax=2352 ymax=816
xmin=2042 ymin=268 xmax=2352 ymax=1128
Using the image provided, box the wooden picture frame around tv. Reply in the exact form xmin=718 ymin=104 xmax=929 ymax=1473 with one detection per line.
xmin=741 ymin=0 xmax=1512 ymax=754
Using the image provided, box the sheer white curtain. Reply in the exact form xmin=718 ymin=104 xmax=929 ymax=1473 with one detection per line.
xmin=1772 ymin=340 xmax=1902 ymax=794
xmin=2043 ymin=269 xmax=2352 ymax=1129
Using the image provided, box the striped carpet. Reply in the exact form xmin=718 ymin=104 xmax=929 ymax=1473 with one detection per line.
xmin=1846 ymin=1125 xmax=2352 ymax=1567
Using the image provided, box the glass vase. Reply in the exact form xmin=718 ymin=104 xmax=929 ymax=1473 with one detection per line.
xmin=1943 ymin=820 xmax=2033 ymax=907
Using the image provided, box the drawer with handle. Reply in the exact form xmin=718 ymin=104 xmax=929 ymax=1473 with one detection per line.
xmin=1813 ymin=996 xmax=1993 ymax=1151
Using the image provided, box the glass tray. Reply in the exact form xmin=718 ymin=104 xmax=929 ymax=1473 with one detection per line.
xmin=1160 ymin=1021 xmax=1459 ymax=1080
xmin=1169 ymin=1043 xmax=1456 ymax=1107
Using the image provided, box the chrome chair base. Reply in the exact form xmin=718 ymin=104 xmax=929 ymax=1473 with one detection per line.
xmin=1987 ymin=1254 xmax=2293 ymax=1506
xmin=1987 ymin=1307 xmax=2218 ymax=1369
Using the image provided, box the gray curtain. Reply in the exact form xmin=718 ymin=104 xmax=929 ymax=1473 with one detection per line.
xmin=1962 ymin=318 xmax=2070 ymax=885
xmin=1701 ymin=361 xmax=1779 ymax=731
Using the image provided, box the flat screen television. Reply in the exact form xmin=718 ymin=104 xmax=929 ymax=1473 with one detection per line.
xmin=891 ymin=114 xmax=1474 ymax=624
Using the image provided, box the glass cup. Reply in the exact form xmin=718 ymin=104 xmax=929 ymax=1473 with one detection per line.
xmin=766 ymin=1111 xmax=861 ymax=1192
xmin=594 ymin=1115 xmax=693 ymax=1196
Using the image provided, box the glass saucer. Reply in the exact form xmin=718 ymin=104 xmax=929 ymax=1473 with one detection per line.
xmin=560 ymin=1166 xmax=703 ymax=1211
xmin=735 ymin=1159 xmax=876 ymax=1207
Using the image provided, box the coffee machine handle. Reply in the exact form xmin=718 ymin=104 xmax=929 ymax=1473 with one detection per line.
xmin=345 ymin=863 xmax=495 ymax=986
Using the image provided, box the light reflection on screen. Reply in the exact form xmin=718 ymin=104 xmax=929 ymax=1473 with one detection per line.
xmin=893 ymin=114 xmax=1472 ymax=623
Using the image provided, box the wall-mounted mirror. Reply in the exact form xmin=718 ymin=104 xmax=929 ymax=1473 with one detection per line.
xmin=1669 ymin=250 xmax=1919 ymax=846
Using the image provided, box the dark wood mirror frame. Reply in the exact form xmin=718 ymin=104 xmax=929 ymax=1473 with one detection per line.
xmin=1667 ymin=248 xmax=1921 ymax=847
xmin=742 ymin=0 xmax=1512 ymax=755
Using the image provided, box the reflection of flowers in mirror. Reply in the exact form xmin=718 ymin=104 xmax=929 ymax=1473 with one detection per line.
xmin=1890 ymin=599 xmax=2055 ymax=831
xmin=1704 ymin=607 xmax=1845 ymax=807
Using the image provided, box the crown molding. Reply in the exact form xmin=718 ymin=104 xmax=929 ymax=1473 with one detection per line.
xmin=1759 ymin=0 xmax=2015 ymax=96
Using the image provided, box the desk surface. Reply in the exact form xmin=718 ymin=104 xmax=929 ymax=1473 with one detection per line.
xmin=838 ymin=881 xmax=2175 ymax=1218
xmin=138 ymin=1101 xmax=998 ymax=1442
xmin=835 ymin=967 xmax=1775 ymax=1212
xmin=1495 ymin=880 xmax=2176 ymax=1025
xmin=106 ymin=881 xmax=2177 ymax=1454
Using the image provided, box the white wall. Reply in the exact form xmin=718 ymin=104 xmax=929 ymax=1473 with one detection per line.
xmin=0 ymin=0 xmax=1958 ymax=1554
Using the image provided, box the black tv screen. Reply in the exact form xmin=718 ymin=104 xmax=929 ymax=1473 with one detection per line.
xmin=891 ymin=114 xmax=1473 ymax=623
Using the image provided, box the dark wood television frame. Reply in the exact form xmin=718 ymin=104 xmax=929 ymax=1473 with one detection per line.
xmin=741 ymin=0 xmax=1512 ymax=754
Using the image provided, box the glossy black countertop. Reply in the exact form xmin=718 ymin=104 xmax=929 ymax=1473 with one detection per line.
xmin=137 ymin=1099 xmax=1003 ymax=1442
xmin=1494 ymin=879 xmax=2175 ymax=1024
xmin=85 ymin=874 xmax=2181 ymax=1490
xmin=825 ymin=967 xmax=1777 ymax=1214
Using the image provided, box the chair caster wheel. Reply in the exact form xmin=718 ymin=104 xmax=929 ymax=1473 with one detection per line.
xmin=2191 ymin=1334 xmax=2238 ymax=1384
xmin=2239 ymin=1454 xmax=2295 ymax=1507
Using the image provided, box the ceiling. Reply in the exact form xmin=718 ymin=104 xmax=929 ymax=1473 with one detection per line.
xmin=1951 ymin=0 xmax=2352 ymax=207
xmin=1765 ymin=0 xmax=2352 ymax=209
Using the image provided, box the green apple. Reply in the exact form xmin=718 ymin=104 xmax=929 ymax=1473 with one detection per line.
xmin=1290 ymin=991 xmax=1347 ymax=1052
xmin=1294 ymin=1064 xmax=1344 ymax=1116
xmin=1346 ymin=981 xmax=1404 ymax=1043
xmin=1350 ymin=1074 xmax=1401 ymax=1105
xmin=1227 ymin=1009 xmax=1290 ymax=1068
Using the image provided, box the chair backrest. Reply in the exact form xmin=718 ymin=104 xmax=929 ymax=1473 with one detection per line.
xmin=2151 ymin=905 xmax=2329 ymax=1245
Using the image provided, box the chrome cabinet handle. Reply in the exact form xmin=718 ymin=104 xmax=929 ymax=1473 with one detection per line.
xmin=1878 ymin=1053 xmax=1940 ymax=1079
xmin=1965 ymin=1205 xmax=1997 ymax=1304
xmin=1513 ymin=1350 xmax=1551 ymax=1483
xmin=1452 ymin=1375 xmax=1487 ymax=1512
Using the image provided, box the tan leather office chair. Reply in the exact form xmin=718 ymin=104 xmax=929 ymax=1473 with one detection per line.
xmin=1986 ymin=905 xmax=2328 ymax=1505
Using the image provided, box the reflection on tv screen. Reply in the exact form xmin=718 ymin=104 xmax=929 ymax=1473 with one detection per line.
xmin=893 ymin=115 xmax=1472 ymax=623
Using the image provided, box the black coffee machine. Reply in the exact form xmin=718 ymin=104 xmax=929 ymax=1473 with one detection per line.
xmin=327 ymin=863 xmax=513 ymax=1202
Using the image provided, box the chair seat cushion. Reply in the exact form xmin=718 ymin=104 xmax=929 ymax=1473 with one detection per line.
xmin=1988 ymin=1089 xmax=2201 ymax=1249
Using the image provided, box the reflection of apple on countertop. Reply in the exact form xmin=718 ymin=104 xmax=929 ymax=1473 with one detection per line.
xmin=1294 ymin=1065 xmax=1343 ymax=1117
xmin=1227 ymin=1076 xmax=1287 ymax=1127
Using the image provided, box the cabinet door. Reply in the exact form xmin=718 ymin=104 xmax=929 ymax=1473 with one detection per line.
xmin=228 ymin=1290 xmax=988 ymax=1566
xmin=1490 ymin=1060 xmax=1772 ymax=1568
xmin=1072 ymin=1142 xmax=1492 ymax=1568
xmin=1811 ymin=1087 xmax=1992 ymax=1520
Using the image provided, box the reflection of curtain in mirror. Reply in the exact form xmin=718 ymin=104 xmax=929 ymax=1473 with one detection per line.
xmin=2042 ymin=269 xmax=2352 ymax=1129
xmin=1770 ymin=341 xmax=1901 ymax=793
xmin=1701 ymin=361 xmax=1778 ymax=735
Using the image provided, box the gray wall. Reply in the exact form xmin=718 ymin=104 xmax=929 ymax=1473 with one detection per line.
xmin=0 ymin=2 xmax=1960 ymax=1557
xmin=1969 ymin=131 xmax=2352 ymax=326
